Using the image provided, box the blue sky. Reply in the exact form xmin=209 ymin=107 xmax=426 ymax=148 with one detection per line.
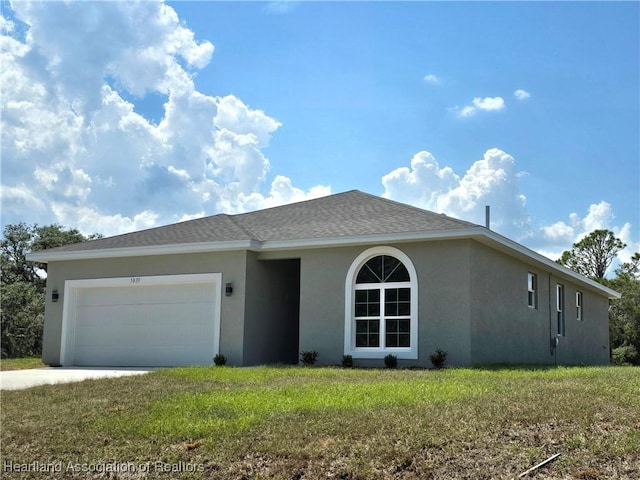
xmin=1 ymin=0 xmax=638 ymax=263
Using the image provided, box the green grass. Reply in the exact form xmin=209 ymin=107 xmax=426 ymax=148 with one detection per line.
xmin=2 ymin=366 xmax=639 ymax=479
xmin=0 ymin=356 xmax=45 ymax=371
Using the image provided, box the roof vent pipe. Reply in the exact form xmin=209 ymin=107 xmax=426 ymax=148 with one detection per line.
xmin=485 ymin=205 xmax=490 ymax=229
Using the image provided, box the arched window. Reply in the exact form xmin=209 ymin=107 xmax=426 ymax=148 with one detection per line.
xmin=344 ymin=247 xmax=418 ymax=359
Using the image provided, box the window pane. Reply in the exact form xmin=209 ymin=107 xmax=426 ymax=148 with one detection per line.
xmin=385 ymin=288 xmax=411 ymax=316
xmin=398 ymin=319 xmax=410 ymax=333
xmin=386 ymin=262 xmax=410 ymax=282
xmin=385 ymin=302 xmax=398 ymax=316
xmin=385 ymin=319 xmax=410 ymax=348
xmin=355 ymin=290 xmax=367 ymax=302
xmin=355 ymin=289 xmax=380 ymax=317
xmin=369 ymin=320 xmax=380 ymax=333
xmin=356 ymin=265 xmax=380 ymax=284
xmin=355 ymin=319 xmax=380 ymax=347
xmin=356 ymin=257 xmax=383 ymax=284
xmin=356 ymin=320 xmax=368 ymax=333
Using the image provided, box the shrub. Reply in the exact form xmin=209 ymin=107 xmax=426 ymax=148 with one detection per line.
xmin=384 ymin=354 xmax=397 ymax=369
xmin=213 ymin=353 xmax=227 ymax=366
xmin=342 ymin=355 xmax=354 ymax=368
xmin=612 ymin=345 xmax=638 ymax=365
xmin=300 ymin=350 xmax=318 ymax=366
xmin=429 ymin=349 xmax=448 ymax=369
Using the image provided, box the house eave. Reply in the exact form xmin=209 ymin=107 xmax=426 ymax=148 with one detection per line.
xmin=25 ymin=239 xmax=260 ymax=263
xmin=475 ymin=229 xmax=621 ymax=299
xmin=26 ymin=226 xmax=620 ymax=299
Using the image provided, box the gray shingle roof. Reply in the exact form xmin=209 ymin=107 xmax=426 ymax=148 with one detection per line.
xmin=37 ymin=190 xmax=478 ymax=254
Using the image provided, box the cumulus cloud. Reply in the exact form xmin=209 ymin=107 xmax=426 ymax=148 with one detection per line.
xmin=1 ymin=0 xmax=329 ymax=236
xmin=514 ymin=89 xmax=531 ymax=100
xmin=423 ymin=74 xmax=440 ymax=84
xmin=382 ymin=148 xmax=531 ymax=240
xmin=455 ymin=96 xmax=505 ymax=118
xmin=537 ymin=201 xmax=639 ymax=267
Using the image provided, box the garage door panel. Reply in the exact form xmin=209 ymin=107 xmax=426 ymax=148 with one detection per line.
xmin=67 ymin=275 xmax=220 ymax=367
xmin=78 ymin=284 xmax=214 ymax=307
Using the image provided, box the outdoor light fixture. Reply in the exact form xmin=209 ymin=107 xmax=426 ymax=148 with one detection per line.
xmin=52 ymin=290 xmax=59 ymax=302
xmin=225 ymin=283 xmax=233 ymax=297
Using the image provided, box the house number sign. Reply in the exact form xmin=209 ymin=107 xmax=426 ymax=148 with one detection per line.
xmin=130 ymin=277 xmax=141 ymax=284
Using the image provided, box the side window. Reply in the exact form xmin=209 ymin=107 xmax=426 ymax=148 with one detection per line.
xmin=556 ymin=284 xmax=565 ymax=336
xmin=576 ymin=291 xmax=583 ymax=321
xmin=527 ymin=272 xmax=537 ymax=309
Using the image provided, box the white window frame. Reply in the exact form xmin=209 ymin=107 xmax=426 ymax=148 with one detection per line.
xmin=344 ymin=246 xmax=418 ymax=360
xmin=576 ymin=291 xmax=583 ymax=321
xmin=527 ymin=272 xmax=537 ymax=309
xmin=556 ymin=283 xmax=565 ymax=336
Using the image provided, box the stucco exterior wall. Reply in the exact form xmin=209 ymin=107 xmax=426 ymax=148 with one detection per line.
xmin=41 ymin=251 xmax=248 ymax=366
xmin=263 ymin=240 xmax=473 ymax=367
xmin=469 ymin=241 xmax=610 ymax=365
xmin=469 ymin=242 xmax=552 ymax=365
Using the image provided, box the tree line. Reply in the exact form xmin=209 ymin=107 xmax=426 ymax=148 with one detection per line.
xmin=1 ymin=224 xmax=639 ymax=364
xmin=1 ymin=223 xmax=100 ymax=358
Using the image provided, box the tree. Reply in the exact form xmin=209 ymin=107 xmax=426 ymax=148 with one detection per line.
xmin=609 ymin=253 xmax=640 ymax=365
xmin=1 ymin=223 xmax=100 ymax=358
xmin=557 ymin=229 xmax=626 ymax=281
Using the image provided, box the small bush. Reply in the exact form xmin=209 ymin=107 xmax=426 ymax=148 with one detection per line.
xmin=384 ymin=354 xmax=397 ymax=369
xmin=430 ymin=349 xmax=448 ymax=369
xmin=300 ymin=350 xmax=319 ymax=366
xmin=213 ymin=353 xmax=227 ymax=366
xmin=342 ymin=355 xmax=354 ymax=368
xmin=612 ymin=345 xmax=638 ymax=365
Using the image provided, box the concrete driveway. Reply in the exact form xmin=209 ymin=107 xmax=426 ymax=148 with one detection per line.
xmin=0 ymin=367 xmax=154 ymax=390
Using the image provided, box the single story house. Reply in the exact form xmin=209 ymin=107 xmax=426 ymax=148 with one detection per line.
xmin=27 ymin=190 xmax=620 ymax=368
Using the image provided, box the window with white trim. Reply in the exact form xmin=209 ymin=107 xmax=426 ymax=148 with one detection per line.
xmin=527 ymin=272 xmax=537 ymax=309
xmin=345 ymin=247 xmax=418 ymax=360
xmin=556 ymin=284 xmax=565 ymax=336
xmin=576 ymin=291 xmax=583 ymax=321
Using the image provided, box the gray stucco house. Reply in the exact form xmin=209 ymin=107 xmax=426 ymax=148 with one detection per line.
xmin=28 ymin=190 xmax=620 ymax=368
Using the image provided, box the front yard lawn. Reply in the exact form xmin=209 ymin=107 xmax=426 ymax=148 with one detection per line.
xmin=1 ymin=366 xmax=639 ymax=479
xmin=0 ymin=357 xmax=45 ymax=371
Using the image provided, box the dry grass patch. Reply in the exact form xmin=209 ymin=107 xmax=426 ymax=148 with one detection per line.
xmin=1 ymin=366 xmax=639 ymax=479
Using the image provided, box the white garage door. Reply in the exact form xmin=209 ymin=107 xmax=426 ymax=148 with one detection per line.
xmin=61 ymin=274 xmax=222 ymax=367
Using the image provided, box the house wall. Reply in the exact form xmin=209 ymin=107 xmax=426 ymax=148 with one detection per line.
xmin=243 ymin=254 xmax=300 ymax=365
xmin=41 ymin=251 xmax=248 ymax=366
xmin=261 ymin=240 xmax=473 ymax=367
xmin=469 ymin=241 xmax=610 ymax=365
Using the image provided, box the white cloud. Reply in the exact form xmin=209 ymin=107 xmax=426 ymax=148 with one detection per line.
xmin=455 ymin=96 xmax=505 ymax=118
xmin=473 ymin=96 xmax=505 ymax=111
xmin=423 ymin=74 xmax=440 ymax=84
xmin=1 ymin=1 xmax=330 ymax=237
xmin=537 ymin=201 xmax=639 ymax=268
xmin=382 ymin=148 xmax=531 ymax=240
xmin=514 ymin=89 xmax=531 ymax=100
